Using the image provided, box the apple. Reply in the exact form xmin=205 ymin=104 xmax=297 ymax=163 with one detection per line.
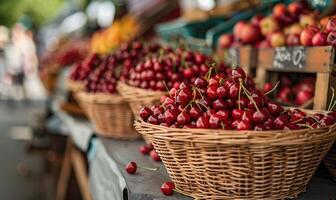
xmin=280 ymin=75 xmax=292 ymax=87
xmin=234 ymin=21 xmax=246 ymax=39
xmin=273 ymin=3 xmax=287 ymax=17
xmin=277 ymin=87 xmax=292 ymax=103
xmin=239 ymin=24 xmax=261 ymax=44
xmin=255 ymin=39 xmax=271 ymax=49
xmin=295 ymin=90 xmax=313 ymax=106
xmin=300 ymin=27 xmax=318 ymax=46
xmin=287 ymin=23 xmax=303 ymax=35
xmin=251 ymin=15 xmax=264 ymax=27
xmin=326 ymin=17 xmax=336 ymax=33
xmin=300 ymin=14 xmax=317 ymax=27
xmin=288 ymin=2 xmax=303 ymax=15
xmin=260 ymin=16 xmax=280 ymax=36
xmin=218 ymin=34 xmax=233 ymax=48
xmin=269 ymin=32 xmax=285 ymax=47
xmin=286 ymin=34 xmax=301 ymax=46
xmin=263 ymin=82 xmax=273 ymax=93
xmin=327 ymin=31 xmax=336 ymax=46
xmin=312 ymin=32 xmax=328 ymax=46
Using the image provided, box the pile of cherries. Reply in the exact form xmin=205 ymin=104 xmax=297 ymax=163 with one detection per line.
xmin=123 ymin=48 xmax=230 ymax=91
xmin=69 ymin=40 xmax=162 ymax=94
xmin=69 ymin=54 xmax=101 ymax=81
xmin=140 ymin=67 xmax=336 ymax=130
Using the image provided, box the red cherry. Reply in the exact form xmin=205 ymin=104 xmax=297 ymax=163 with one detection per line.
xmin=194 ymin=77 xmax=207 ymax=88
xmin=242 ymin=110 xmax=254 ymax=123
xmin=237 ymin=120 xmax=251 ymax=130
xmin=177 ymin=112 xmax=191 ymax=125
xmin=152 ymin=106 xmax=164 ymax=116
xmin=148 ymin=115 xmax=159 ymax=125
xmin=140 ymin=107 xmax=153 ymax=121
xmin=190 ymin=106 xmax=202 ymax=120
xmin=177 ymin=88 xmax=192 ymax=105
xmin=264 ymin=118 xmax=274 ymax=130
xmin=139 ymin=145 xmax=150 ymax=155
xmin=313 ymin=113 xmax=324 ymax=121
xmin=254 ymin=124 xmax=266 ymax=131
xmin=253 ymin=110 xmax=268 ymax=123
xmin=209 ymin=114 xmax=223 ymax=129
xmin=274 ymin=115 xmax=288 ymax=130
xmin=150 ymin=150 xmax=161 ymax=161
xmin=213 ymin=99 xmax=228 ymax=111
xmin=216 ymin=86 xmax=229 ymax=98
xmin=183 ymin=68 xmax=194 ymax=79
xmin=164 ymin=109 xmax=178 ymax=124
xmin=284 ymin=123 xmax=300 ymax=130
xmin=320 ymin=116 xmax=335 ymax=127
xmin=161 ymin=181 xmax=175 ymax=196
xmin=229 ymin=83 xmax=239 ymax=99
xmin=125 ymin=161 xmax=137 ymax=174
xmin=232 ymin=109 xmax=244 ymax=120
xmin=196 ymin=116 xmax=210 ymax=128
xmin=232 ymin=68 xmax=246 ymax=80
xmin=207 ymin=85 xmax=218 ymax=99
xmin=268 ymin=102 xmax=284 ymax=116
xmin=216 ymin=110 xmax=230 ymax=121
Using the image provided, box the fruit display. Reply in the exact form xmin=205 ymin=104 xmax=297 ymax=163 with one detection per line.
xmin=90 ymin=15 xmax=138 ymax=54
xmin=69 ymin=40 xmax=161 ymax=93
xmin=40 ymin=39 xmax=89 ymax=69
xmin=263 ymin=74 xmax=316 ymax=107
xmin=139 ymin=67 xmax=335 ymax=130
xmin=218 ymin=1 xmax=336 ymax=48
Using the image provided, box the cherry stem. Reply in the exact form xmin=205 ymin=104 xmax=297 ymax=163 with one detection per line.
xmin=238 ymin=78 xmax=242 ymax=110
xmin=328 ymin=87 xmax=336 ymax=111
xmin=139 ymin=166 xmax=159 ymax=171
xmin=265 ymin=81 xmax=280 ymax=96
xmin=204 ymin=66 xmax=215 ymax=81
xmin=297 ymin=123 xmax=314 ymax=129
xmin=239 ymin=79 xmax=260 ymax=112
xmin=162 ymin=81 xmax=170 ymax=93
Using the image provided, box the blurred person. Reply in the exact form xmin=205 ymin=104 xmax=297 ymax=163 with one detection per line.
xmin=8 ymin=23 xmax=46 ymax=100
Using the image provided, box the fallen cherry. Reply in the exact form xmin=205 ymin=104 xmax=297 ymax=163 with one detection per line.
xmin=125 ymin=162 xmax=137 ymax=174
xmin=161 ymin=181 xmax=175 ymax=196
xmin=150 ymin=150 xmax=161 ymax=161
xmin=139 ymin=145 xmax=151 ymax=155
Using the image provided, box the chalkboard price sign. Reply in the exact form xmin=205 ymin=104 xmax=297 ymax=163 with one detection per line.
xmin=273 ymin=47 xmax=306 ymax=69
xmin=226 ymin=48 xmax=240 ymax=67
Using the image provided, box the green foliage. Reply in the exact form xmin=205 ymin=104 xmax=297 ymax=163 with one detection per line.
xmin=0 ymin=0 xmax=65 ymax=29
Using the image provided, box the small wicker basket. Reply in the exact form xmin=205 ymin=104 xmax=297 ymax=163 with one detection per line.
xmin=134 ymin=112 xmax=336 ymax=199
xmin=67 ymin=79 xmax=85 ymax=93
xmin=77 ymin=92 xmax=139 ymax=140
xmin=117 ymin=81 xmax=167 ymax=119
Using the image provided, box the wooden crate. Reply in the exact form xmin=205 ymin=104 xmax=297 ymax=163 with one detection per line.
xmin=216 ymin=46 xmax=257 ymax=76
xmin=256 ymin=46 xmax=336 ymax=110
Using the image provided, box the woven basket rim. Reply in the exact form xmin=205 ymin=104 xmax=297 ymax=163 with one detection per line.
xmin=77 ymin=91 xmax=124 ymax=104
xmin=117 ymin=81 xmax=168 ymax=96
xmin=134 ymin=119 xmax=336 ymax=145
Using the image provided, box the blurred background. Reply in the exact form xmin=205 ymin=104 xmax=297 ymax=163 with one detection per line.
xmin=0 ymin=0 xmax=336 ymax=199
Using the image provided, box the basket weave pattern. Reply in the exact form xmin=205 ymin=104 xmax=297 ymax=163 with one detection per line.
xmin=77 ymin=92 xmax=139 ymax=139
xmin=67 ymin=79 xmax=85 ymax=93
xmin=117 ymin=81 xmax=167 ymax=118
xmin=134 ymin=120 xmax=336 ymax=199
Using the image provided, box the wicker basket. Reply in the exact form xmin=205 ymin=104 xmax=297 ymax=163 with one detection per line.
xmin=67 ymin=79 xmax=85 ymax=93
xmin=134 ymin=113 xmax=336 ymax=199
xmin=324 ymin=144 xmax=336 ymax=180
xmin=117 ymin=81 xmax=167 ymax=118
xmin=40 ymin=72 xmax=59 ymax=94
xmin=77 ymin=92 xmax=139 ymax=139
